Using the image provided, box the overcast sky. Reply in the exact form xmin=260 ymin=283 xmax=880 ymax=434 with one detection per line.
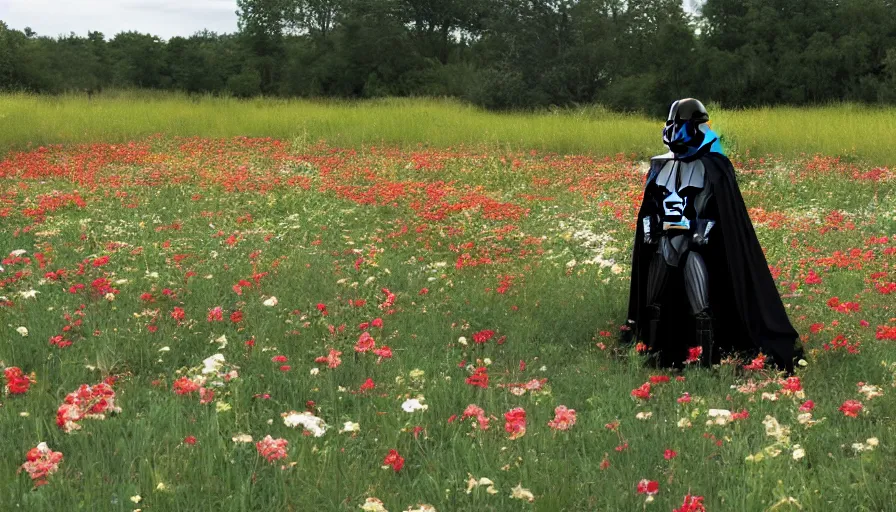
xmin=0 ymin=0 xmax=239 ymax=40
xmin=1 ymin=0 xmax=701 ymax=41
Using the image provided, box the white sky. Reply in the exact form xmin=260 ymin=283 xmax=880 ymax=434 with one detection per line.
xmin=0 ymin=0 xmax=240 ymax=40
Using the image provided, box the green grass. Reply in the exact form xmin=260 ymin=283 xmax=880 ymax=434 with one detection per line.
xmin=1 ymin=138 xmax=895 ymax=511
xmin=2 ymin=92 xmax=896 ymax=164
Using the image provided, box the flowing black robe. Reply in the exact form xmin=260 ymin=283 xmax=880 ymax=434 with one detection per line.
xmin=626 ymin=149 xmax=803 ymax=372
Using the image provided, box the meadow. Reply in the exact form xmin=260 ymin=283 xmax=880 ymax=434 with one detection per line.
xmin=1 ymin=94 xmax=896 ymax=511
xmin=3 ymin=93 xmax=896 ymax=164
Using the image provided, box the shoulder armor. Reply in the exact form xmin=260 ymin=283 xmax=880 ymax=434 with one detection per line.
xmin=651 ymin=151 xmax=675 ymax=160
xmin=654 ymin=160 xmax=676 ymax=188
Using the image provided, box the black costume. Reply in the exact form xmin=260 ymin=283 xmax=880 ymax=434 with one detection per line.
xmin=623 ymin=99 xmax=802 ymax=372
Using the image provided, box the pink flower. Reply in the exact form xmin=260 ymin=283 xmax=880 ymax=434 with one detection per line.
xmin=743 ymin=353 xmax=766 ymax=371
xmin=207 ymin=306 xmax=224 ymax=322
xmin=19 ymin=443 xmax=63 ymax=488
xmin=461 ymin=404 xmax=490 ymax=430
xmin=547 ymin=405 xmax=577 ymax=431
xmin=355 ymin=332 xmax=376 ymax=353
xmin=256 ymin=435 xmax=288 ymax=463
xmin=314 ymin=349 xmax=343 ymax=369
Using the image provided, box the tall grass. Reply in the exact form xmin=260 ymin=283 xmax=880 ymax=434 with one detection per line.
xmin=2 ymin=92 xmax=896 ymax=164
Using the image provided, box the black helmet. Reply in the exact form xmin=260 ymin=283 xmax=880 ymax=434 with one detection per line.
xmin=662 ymin=98 xmax=709 ymax=154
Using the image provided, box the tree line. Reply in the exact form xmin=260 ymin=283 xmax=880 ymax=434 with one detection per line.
xmin=2 ymin=0 xmax=896 ymax=115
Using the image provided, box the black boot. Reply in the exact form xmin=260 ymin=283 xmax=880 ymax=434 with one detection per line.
xmin=695 ymin=311 xmax=714 ymax=367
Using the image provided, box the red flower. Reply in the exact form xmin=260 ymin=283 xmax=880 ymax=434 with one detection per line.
xmin=170 ymin=307 xmax=186 ymax=322
xmin=799 ymin=400 xmax=815 ymax=412
xmin=504 ymin=407 xmax=527 ymax=439
xmin=673 ymin=494 xmax=706 ymax=512
xmin=271 ymin=355 xmax=288 ymax=363
xmin=172 ymin=377 xmax=201 ymax=395
xmin=636 ymin=479 xmax=659 ymax=495
xmin=781 ymin=376 xmax=802 ymax=393
xmin=677 ymin=392 xmax=692 ymax=404
xmin=804 ymin=270 xmax=822 ymax=285
xmin=839 ymin=399 xmax=863 ymax=417
xmin=183 ymin=436 xmax=197 ymax=445
xmin=371 ymin=317 xmax=383 ymax=328
xmin=630 ymin=382 xmax=651 ymax=400
xmin=373 ymin=345 xmax=393 ymax=360
xmin=664 ymin=449 xmax=677 ymax=460
xmin=92 ymin=256 xmax=110 ymax=267
xmin=230 ymin=310 xmax=244 ymax=323
xmin=383 ymin=449 xmax=404 ymax=472
xmin=685 ymin=346 xmax=702 ymax=363
xmin=472 ymin=329 xmax=495 ymax=344
xmin=360 ymin=378 xmax=376 ymax=392
xmin=649 ymin=375 xmax=670 ymax=384
xmin=4 ymin=367 xmax=32 ymax=395
xmin=465 ymin=367 xmax=489 ymax=389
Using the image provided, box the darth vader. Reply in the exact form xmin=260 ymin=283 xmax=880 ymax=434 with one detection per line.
xmin=622 ymin=98 xmax=803 ymax=372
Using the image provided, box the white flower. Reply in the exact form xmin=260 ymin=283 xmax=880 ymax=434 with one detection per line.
xmin=340 ymin=421 xmax=360 ymax=433
xmin=466 ymin=475 xmax=498 ymax=495
xmin=510 ymin=483 xmax=535 ymax=502
xmin=707 ymin=409 xmax=732 ymax=425
xmin=202 ymin=353 xmax=226 ymax=374
xmin=458 ymin=336 xmax=468 ymax=346
xmin=104 ymin=293 xmax=116 ymax=301
xmin=16 ymin=326 xmax=28 ymax=337
xmin=364 ymin=276 xmax=376 ymax=286
xmin=762 ymin=416 xmax=790 ymax=442
xmin=405 ymin=505 xmax=437 ymax=512
xmin=130 ymin=495 xmax=142 ymax=503
xmin=360 ymin=497 xmax=388 ymax=512
xmin=310 ymin=368 xmax=320 ymax=376
xmin=401 ymin=398 xmax=428 ymax=413
xmin=635 ymin=411 xmax=653 ymax=420
xmin=677 ymin=417 xmax=692 ymax=428
xmin=10 ymin=250 xmax=27 ymax=257
xmin=858 ymin=384 xmax=884 ymax=400
xmin=792 ymin=445 xmax=805 ymax=460
xmin=158 ymin=346 xmax=170 ymax=352
xmin=19 ymin=290 xmax=39 ymax=299
xmin=867 ymin=437 xmax=880 ymax=447
xmin=231 ymin=434 xmax=253 ymax=443
xmin=213 ymin=335 xmax=227 ymax=348
xmin=263 ymin=296 xmax=278 ymax=307
xmin=565 ymin=259 xmax=577 ymax=269
xmin=282 ymin=411 xmax=328 ymax=437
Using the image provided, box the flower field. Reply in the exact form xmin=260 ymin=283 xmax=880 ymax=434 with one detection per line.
xmin=1 ymin=137 xmax=895 ymax=511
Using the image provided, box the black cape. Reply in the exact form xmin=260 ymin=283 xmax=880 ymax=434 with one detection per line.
xmin=626 ymin=149 xmax=803 ymax=372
